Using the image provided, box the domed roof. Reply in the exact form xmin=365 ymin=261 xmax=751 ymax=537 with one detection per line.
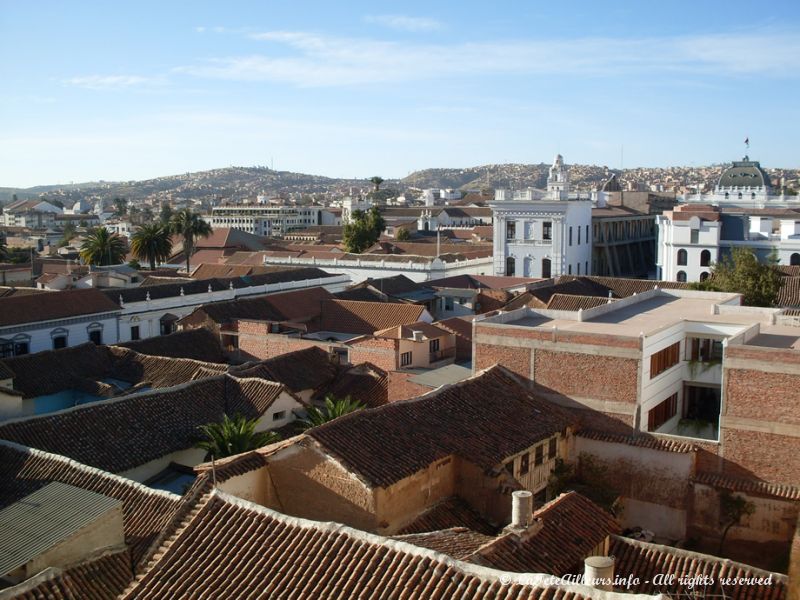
xmin=601 ymin=174 xmax=622 ymax=192
xmin=718 ymin=157 xmax=771 ymax=189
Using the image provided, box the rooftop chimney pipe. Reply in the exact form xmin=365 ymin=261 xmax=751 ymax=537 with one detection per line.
xmin=511 ymin=490 xmax=532 ymax=529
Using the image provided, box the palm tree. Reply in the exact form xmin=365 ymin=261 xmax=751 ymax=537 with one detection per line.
xmin=0 ymin=236 xmax=7 ymax=261
xmin=369 ymin=176 xmax=384 ymax=192
xmin=196 ymin=413 xmax=281 ymax=460
xmin=131 ymin=224 xmax=173 ymax=270
xmin=297 ymin=395 xmax=364 ymax=431
xmin=170 ymin=209 xmax=212 ymax=274
xmin=79 ymin=227 xmax=128 ymax=266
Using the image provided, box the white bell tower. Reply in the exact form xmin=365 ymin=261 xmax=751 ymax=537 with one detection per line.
xmin=547 ymin=154 xmax=570 ymax=200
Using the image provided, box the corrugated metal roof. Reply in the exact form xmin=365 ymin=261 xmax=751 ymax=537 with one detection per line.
xmin=0 ymin=482 xmax=121 ymax=576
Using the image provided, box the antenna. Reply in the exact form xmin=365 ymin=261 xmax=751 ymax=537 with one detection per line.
xmin=211 ymin=454 xmax=217 ymax=488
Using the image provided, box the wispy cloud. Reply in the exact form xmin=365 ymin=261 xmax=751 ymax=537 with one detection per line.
xmin=62 ymin=75 xmax=165 ymax=91
xmin=176 ymin=29 xmax=800 ymax=88
xmin=363 ymin=14 xmax=442 ymax=32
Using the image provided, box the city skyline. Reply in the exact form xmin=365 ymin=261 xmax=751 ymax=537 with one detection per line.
xmin=2 ymin=0 xmax=800 ymax=187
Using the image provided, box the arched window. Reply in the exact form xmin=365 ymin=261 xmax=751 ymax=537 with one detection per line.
xmin=700 ymin=250 xmax=711 ymax=267
xmin=542 ymin=258 xmax=552 ymax=278
xmin=677 ymin=271 xmax=687 ymax=283
xmin=0 ymin=338 xmax=12 ymax=359
xmin=87 ymin=322 xmax=104 ymax=345
xmin=50 ymin=327 xmax=69 ymax=350
xmin=505 ymin=256 xmax=515 ymax=276
xmin=791 ymin=253 xmax=800 ymax=266
xmin=699 ymin=271 xmax=709 ymax=282
xmin=677 ymin=249 xmax=688 ymax=266
xmin=12 ymin=334 xmax=30 ymax=356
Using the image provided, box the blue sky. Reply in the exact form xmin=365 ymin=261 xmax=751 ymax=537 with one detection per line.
xmin=1 ymin=0 xmax=799 ymax=187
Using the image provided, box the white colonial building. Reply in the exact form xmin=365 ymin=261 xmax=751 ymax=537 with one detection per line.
xmin=657 ymin=158 xmax=800 ymax=282
xmin=210 ymin=204 xmax=340 ymax=236
xmin=490 ymin=155 xmax=593 ymax=278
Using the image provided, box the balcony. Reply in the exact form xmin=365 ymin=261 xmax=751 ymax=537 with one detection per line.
xmin=429 ymin=346 xmax=456 ymax=364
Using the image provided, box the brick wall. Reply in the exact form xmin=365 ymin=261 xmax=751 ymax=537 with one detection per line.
xmin=533 ymin=350 xmax=639 ymax=403
xmin=348 ymin=337 xmax=399 ymax=372
xmin=474 ymin=343 xmax=531 ymax=379
xmin=387 ymin=371 xmax=431 ymax=402
xmin=237 ymin=321 xmax=332 ymax=361
xmin=475 ymin=324 xmax=640 ymax=349
xmin=721 ymin=428 xmax=800 ymax=485
xmin=725 ymin=369 xmax=800 ymax=425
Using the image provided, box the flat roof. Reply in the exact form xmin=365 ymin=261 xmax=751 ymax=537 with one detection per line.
xmin=487 ymin=291 xmax=783 ymax=339
xmin=0 ymin=482 xmax=121 ymax=576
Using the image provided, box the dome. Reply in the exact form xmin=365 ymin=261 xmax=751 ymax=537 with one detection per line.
xmin=718 ymin=158 xmax=771 ymax=189
xmin=601 ymin=174 xmax=622 ymax=192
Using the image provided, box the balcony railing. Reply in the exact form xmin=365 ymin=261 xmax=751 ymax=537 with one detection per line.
xmin=429 ymin=346 xmax=456 ymax=363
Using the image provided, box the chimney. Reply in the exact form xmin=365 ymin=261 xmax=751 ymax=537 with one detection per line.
xmin=412 ymin=330 xmax=424 ymax=342
xmin=510 ymin=490 xmax=532 ymax=529
xmin=584 ymin=556 xmax=615 ymax=591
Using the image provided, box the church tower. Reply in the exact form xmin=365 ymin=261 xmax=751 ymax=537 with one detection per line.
xmin=547 ymin=154 xmax=569 ymax=200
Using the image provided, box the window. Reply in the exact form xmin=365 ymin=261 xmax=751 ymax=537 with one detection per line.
xmin=577 ymin=263 xmax=581 ymax=275
xmin=548 ymin=437 xmax=557 ymax=459
xmin=130 ymin=326 xmax=140 ymax=341
xmin=690 ymin=229 xmax=699 ymax=244
xmin=648 ymin=393 xmax=678 ymax=431
xmin=429 ymin=338 xmax=440 ymax=353
xmin=542 ymin=258 xmax=551 ymax=278
xmin=699 ymin=271 xmax=709 ymax=282
xmin=89 ymin=330 xmax=102 ymax=345
xmin=444 ymin=296 xmax=454 ymax=311
xmin=534 ymin=445 xmax=544 ymax=466
xmin=272 ymin=410 xmax=286 ymax=421
xmin=585 ymin=225 xmax=589 ymax=242
xmin=506 ymin=220 xmax=516 ymax=240
xmin=506 ymin=256 xmax=515 ymax=276
xmin=13 ymin=336 xmax=29 ymax=356
xmin=585 ymin=261 xmax=589 ymax=275
xmin=400 ymin=351 xmax=412 ymax=367
xmin=519 ymin=453 xmax=529 ymax=475
xmin=569 ymin=226 xmax=573 ymax=246
xmin=53 ymin=336 xmax=67 ymax=350
xmin=0 ymin=339 xmax=12 ymax=358
xmin=791 ymin=253 xmax=800 ymax=266
xmin=677 ymin=271 xmax=687 ymax=282
xmin=677 ymin=249 xmax=687 ymax=266
xmin=700 ymin=249 xmax=711 ymax=267
xmin=577 ymin=226 xmax=581 ymax=245
xmin=650 ymin=342 xmax=680 ymax=378
xmin=687 ymin=338 xmax=723 ymax=362
xmin=543 ymin=221 xmax=552 ymax=240
xmin=568 ymin=264 xmax=572 ymax=275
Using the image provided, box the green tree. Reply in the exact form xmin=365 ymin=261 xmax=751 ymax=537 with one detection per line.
xmin=369 ymin=176 xmax=384 ymax=192
xmin=169 ymin=208 xmax=212 ymax=273
xmin=112 ymin=197 xmax=128 ymax=217
xmin=79 ymin=227 xmax=128 ymax=266
xmin=395 ymin=227 xmax=411 ymax=241
xmin=196 ymin=413 xmax=280 ymax=460
xmin=694 ymin=247 xmax=783 ymax=307
xmin=342 ymin=207 xmax=386 ymax=253
xmin=717 ymin=491 xmax=755 ymax=555
xmin=297 ymin=395 xmax=364 ymax=431
xmin=58 ymin=223 xmax=77 ymax=248
xmin=131 ymin=224 xmax=173 ymax=270
xmin=159 ymin=203 xmax=174 ymax=225
xmin=0 ymin=236 xmax=6 ymax=261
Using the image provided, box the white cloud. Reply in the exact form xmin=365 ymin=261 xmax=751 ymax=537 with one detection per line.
xmin=62 ymin=75 xmax=164 ymax=91
xmin=363 ymin=14 xmax=442 ymax=32
xmin=195 ymin=26 xmax=206 ymax=33
xmin=176 ymin=29 xmax=800 ymax=88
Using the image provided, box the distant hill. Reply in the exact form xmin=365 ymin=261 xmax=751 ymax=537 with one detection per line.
xmin=2 ymin=162 xmax=798 ymax=206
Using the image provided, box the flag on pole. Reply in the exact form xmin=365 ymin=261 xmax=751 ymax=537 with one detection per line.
xmin=744 ymin=137 xmax=749 ymax=148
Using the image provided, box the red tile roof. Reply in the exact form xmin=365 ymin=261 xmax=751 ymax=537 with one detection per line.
xmin=393 ymin=527 xmax=494 ymax=560
xmin=233 ymin=346 xmax=338 ymax=393
xmin=0 ymin=375 xmax=285 ymax=474
xmin=115 ymin=328 xmax=224 ymax=362
xmin=577 ymin=430 xmax=696 ymax=454
xmin=314 ymin=362 xmax=389 ymax=409
xmin=0 ymin=288 xmax=121 ymax=327
xmin=308 ymin=367 xmax=576 ymax=488
xmin=471 ymin=492 xmax=620 ymax=576
xmin=397 ymin=496 xmax=498 ymax=535
xmin=693 ymin=471 xmax=800 ymax=501
xmin=435 ymin=316 xmax=475 ymax=341
xmin=319 ymin=299 xmax=428 ymax=335
xmin=374 ymin=321 xmax=451 ymax=340
xmin=609 ymin=535 xmax=787 ymax=600
xmin=0 ymin=441 xmax=179 ymax=565
xmin=545 ymin=294 xmax=611 ymax=311
xmin=122 ymin=490 xmax=596 ymax=600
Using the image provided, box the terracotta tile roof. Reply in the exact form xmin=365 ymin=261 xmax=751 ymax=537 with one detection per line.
xmin=609 ymin=535 xmax=787 ymax=600
xmin=0 ymin=286 xmax=48 ymax=298
xmin=397 ymin=496 xmax=499 ymax=535
xmin=776 ymin=276 xmax=800 ymax=307
xmin=471 ymin=492 xmax=620 ymax=576
xmin=435 ymin=316 xmax=475 ymax=342
xmin=0 ymin=342 xmax=227 ymax=399
xmin=374 ymin=321 xmax=451 ymax=340
xmin=545 ymin=294 xmax=613 ymax=311
xmin=334 ymin=286 xmax=387 ymax=302
xmin=0 ymin=375 xmax=284 ymax=474
xmin=556 ymin=275 xmax=691 ymax=298
xmin=5 ymin=548 xmax=133 ymax=600
xmin=315 ymin=362 xmax=389 ymax=409
xmin=189 ymin=263 xmax=277 ymax=279
xmin=114 ymin=328 xmax=224 ymax=362
xmin=233 ymin=346 xmax=338 ymax=393
xmin=0 ymin=441 xmax=179 ymax=565
xmin=122 ymin=490 xmax=597 ymax=600
xmin=577 ymin=430 xmax=696 ymax=454
xmin=393 ymin=527 xmax=495 ymax=560
xmin=308 ymin=367 xmax=576 ymax=488
xmin=0 ymin=288 xmax=121 ymax=327
xmin=319 ymin=299 xmax=428 ymax=335
xmin=361 ymin=274 xmax=429 ymax=296
xmin=693 ymin=471 xmax=800 ymax=501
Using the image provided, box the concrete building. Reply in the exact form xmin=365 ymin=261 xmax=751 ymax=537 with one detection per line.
xmin=210 ymin=204 xmax=340 ymax=236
